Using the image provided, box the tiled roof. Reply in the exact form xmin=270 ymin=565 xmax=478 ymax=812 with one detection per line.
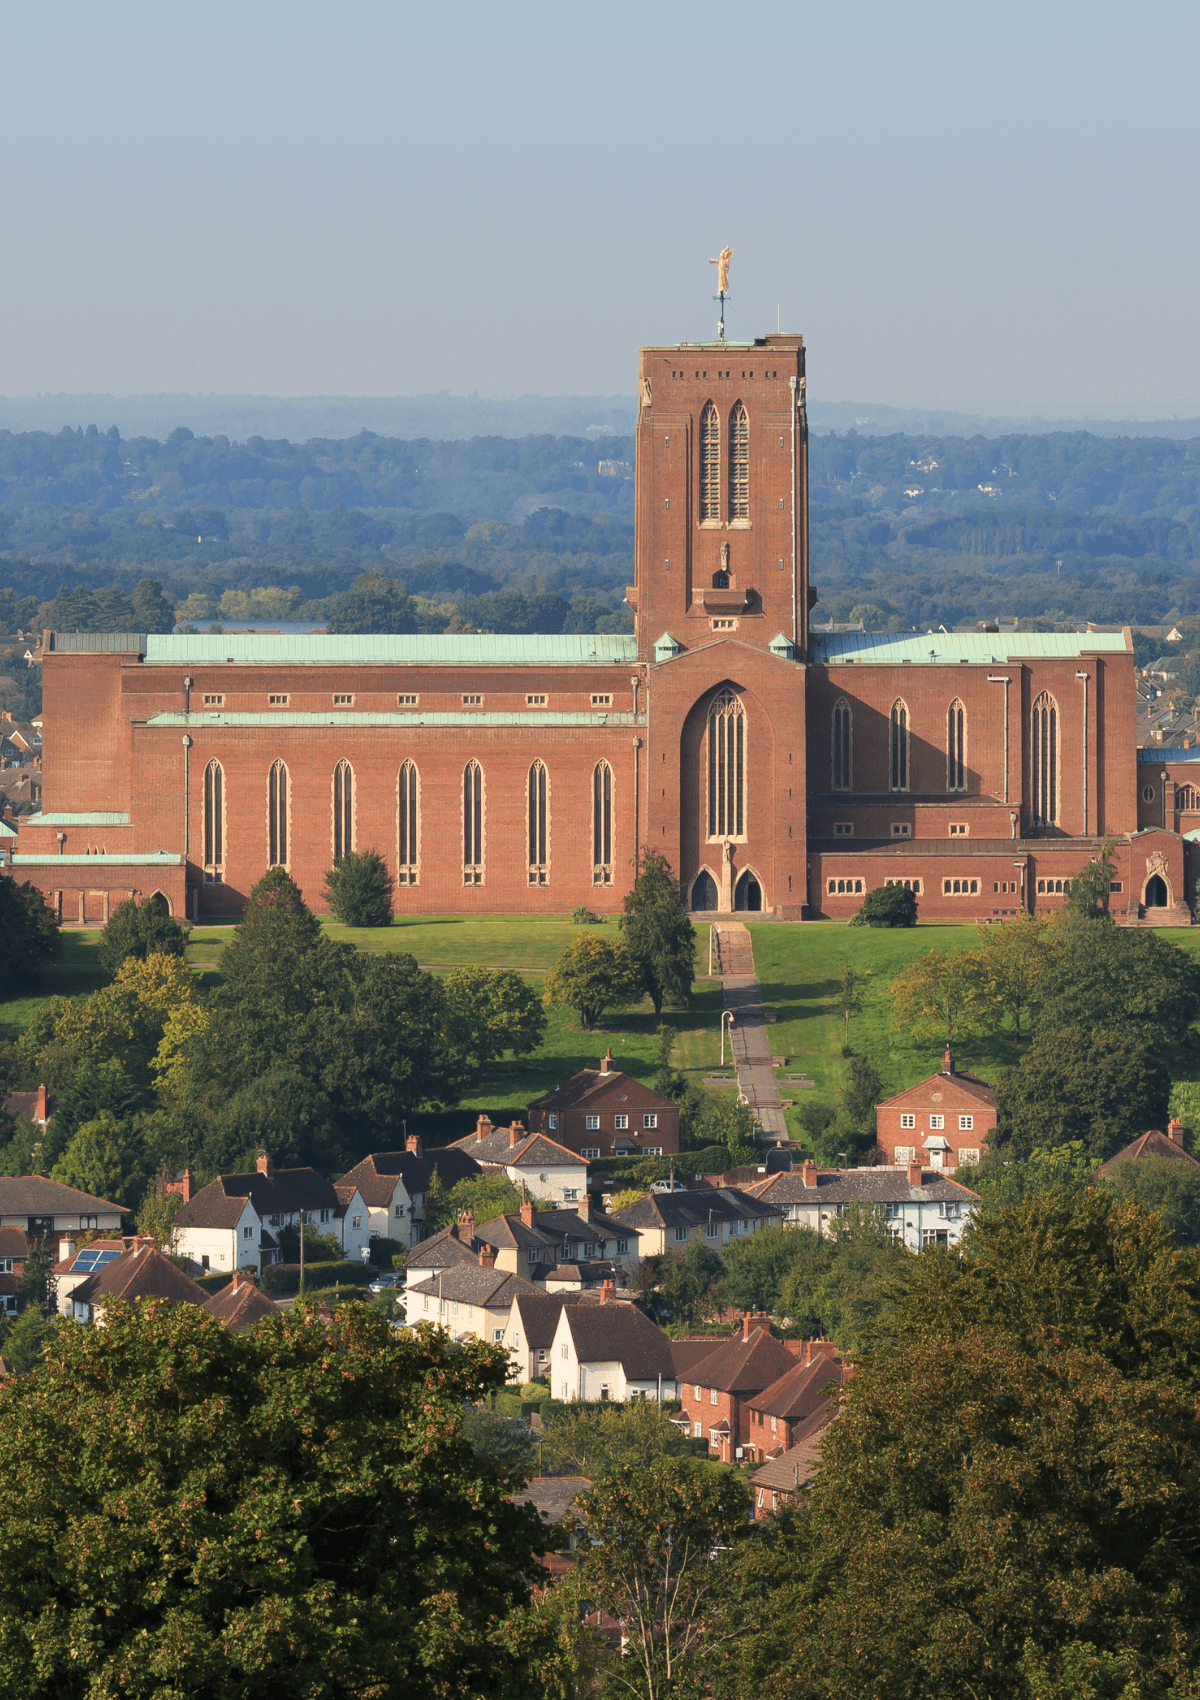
xmin=513 ymin=1476 xmax=592 ymax=1525
xmin=747 ymin=1354 xmax=846 ymax=1423
xmin=0 ymin=1176 xmax=125 ymax=1216
xmin=71 ymin=1245 xmax=206 ymax=1308
xmin=1094 ymin=1130 xmax=1200 ymax=1176
xmin=876 ymin=1070 xmax=995 ymax=1110
xmin=509 ymin=1291 xmax=573 ymax=1349
xmin=203 ymin=1281 xmax=280 ymax=1331
xmin=0 ymin=1227 xmax=29 ymax=1261
xmin=404 ymin=1225 xmax=489 ymax=1272
xmin=407 ymin=1266 xmax=543 ymax=1308
xmin=749 ymin=1407 xmax=835 ymax=1493
xmin=529 ymin=1067 xmax=675 ymax=1113
xmin=684 ymin=1328 xmax=796 ymax=1396
xmin=337 ymin=1147 xmax=481 ymax=1208
xmin=611 ymin=1187 xmax=783 ymax=1233
xmin=450 ymin=1125 xmax=584 ymax=1168
xmin=564 ymin=1303 xmax=675 ymax=1381
xmin=670 ymin=1336 xmax=733 ymax=1378
xmin=750 ymin=1169 xmax=980 ymax=1207
xmin=176 ymin=1166 xmax=340 ymax=1230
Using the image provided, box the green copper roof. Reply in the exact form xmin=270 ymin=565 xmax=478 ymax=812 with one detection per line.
xmin=812 ymin=630 xmax=1131 ymax=665
xmin=140 ymin=634 xmax=639 ymax=667
xmin=143 ymin=710 xmax=645 ymax=729
xmin=12 ymin=852 xmax=180 ymax=866
xmin=30 ymin=812 xmax=132 ymax=827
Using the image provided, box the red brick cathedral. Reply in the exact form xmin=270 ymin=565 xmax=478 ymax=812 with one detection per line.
xmin=13 ymin=330 xmax=1196 ymax=924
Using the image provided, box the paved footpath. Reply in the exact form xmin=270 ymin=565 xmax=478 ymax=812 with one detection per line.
xmin=712 ymin=921 xmax=788 ymax=1144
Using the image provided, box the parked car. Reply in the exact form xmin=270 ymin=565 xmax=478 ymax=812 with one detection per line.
xmin=368 ymin=1272 xmax=404 ymax=1294
xmin=651 ymin=1180 xmax=687 ymax=1193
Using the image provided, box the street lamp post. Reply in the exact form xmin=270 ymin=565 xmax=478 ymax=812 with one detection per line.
xmin=720 ymin=1008 xmax=735 ymax=1067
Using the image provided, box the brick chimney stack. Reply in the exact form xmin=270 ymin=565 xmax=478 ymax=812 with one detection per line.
xmin=1168 ymin=1116 xmax=1185 ymax=1147
xmin=230 ymin=1267 xmax=258 ymax=1289
xmin=475 ymin=1115 xmax=493 ymax=1142
xmin=256 ymin=1152 xmax=273 ymax=1179
xmin=943 ymin=1047 xmax=954 ymax=1076
xmin=406 ymin=1134 xmax=423 ymax=1156
xmin=907 ymin=1159 xmax=924 ymax=1187
xmin=520 ymin=1199 xmax=535 ymax=1227
xmin=36 ymin=1084 xmax=47 ymax=1126
xmin=599 ymin=1048 xmax=614 ymax=1075
xmin=509 ymin=1124 xmax=520 ymax=1147
xmin=478 ymin=1245 xmax=496 ymax=1269
xmin=801 ymin=1158 xmax=818 ymax=1189
xmin=459 ymin=1209 xmax=475 ymax=1240
xmin=600 ymin=1278 xmax=615 ymax=1304
xmin=165 ymin=1167 xmax=194 ymax=1204
xmin=742 ymin=1312 xmax=772 ymax=1340
xmin=577 ymin=1192 xmax=591 ymax=1221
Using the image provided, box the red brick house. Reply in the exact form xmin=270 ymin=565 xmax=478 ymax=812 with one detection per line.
xmin=742 ymin=1340 xmax=846 ymax=1463
xmin=674 ymin=1314 xmax=798 ymax=1463
xmin=1093 ymin=1117 xmax=1200 ymax=1178
xmin=527 ymin=1051 xmax=679 ymax=1159
xmin=749 ymin=1405 xmax=836 ymax=1519
xmin=875 ymin=1049 xmax=995 ymax=1170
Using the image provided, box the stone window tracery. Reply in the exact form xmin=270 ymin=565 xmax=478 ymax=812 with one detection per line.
xmin=203 ymin=759 xmax=224 ymax=882
xmin=699 ymin=402 xmax=720 ymax=521
xmin=890 ymin=700 xmax=909 ymax=792
xmin=708 ymin=689 xmax=746 ymax=840
xmin=398 ymin=760 xmax=419 ymax=884
xmin=728 ymin=401 xmax=749 ymax=519
xmin=593 ymin=761 xmax=613 ymax=885
xmin=333 ymin=759 xmax=354 ymax=860
xmin=1032 ymin=692 xmax=1058 ymax=825
xmin=268 ymin=759 xmax=288 ymax=867
xmin=832 ymin=697 xmax=852 ymax=790
xmin=463 ymin=760 xmax=484 ymax=884
xmin=947 ymin=698 xmax=966 ymax=792
xmin=528 ymin=760 xmax=549 ymax=885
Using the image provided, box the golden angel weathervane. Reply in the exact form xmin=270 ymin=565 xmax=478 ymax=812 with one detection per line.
xmin=709 ymin=246 xmax=733 ymax=339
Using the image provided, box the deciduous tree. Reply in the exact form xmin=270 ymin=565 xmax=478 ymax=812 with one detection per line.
xmin=994 ymin=1026 xmax=1170 ymax=1162
xmin=443 ymin=966 xmax=548 ymax=1076
xmin=890 ymin=948 xmax=984 ymax=1047
xmin=0 ymin=876 xmax=60 ymax=992
xmin=544 ymin=934 xmax=642 ymax=1030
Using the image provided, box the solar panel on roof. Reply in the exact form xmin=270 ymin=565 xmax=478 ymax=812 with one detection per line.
xmin=73 ymin=1248 xmax=120 ymax=1271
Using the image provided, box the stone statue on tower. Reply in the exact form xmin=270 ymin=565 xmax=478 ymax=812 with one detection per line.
xmin=709 ymin=247 xmax=733 ymax=292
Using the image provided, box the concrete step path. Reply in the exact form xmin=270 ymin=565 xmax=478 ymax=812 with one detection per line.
xmin=712 ymin=921 xmax=789 ymax=1143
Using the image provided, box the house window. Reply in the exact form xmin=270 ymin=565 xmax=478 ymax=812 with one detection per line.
xmin=834 ymin=822 xmax=853 ymax=836
xmin=581 ymin=1147 xmax=600 ymax=1159
xmin=675 ymin=1226 xmax=688 ymax=1242
xmin=548 ymin=1114 xmax=557 ymax=1129
xmin=644 ymin=1147 xmax=663 ymax=1156
xmin=614 ymin=1114 xmax=629 ymax=1129
xmin=243 ymin=1226 xmax=253 ymax=1238
xmin=693 ymin=1421 xmax=702 ymax=1438
xmin=593 ymin=760 xmax=613 ymax=884
xmin=728 ymin=400 xmax=749 ymax=519
xmin=708 ymin=690 xmax=746 ymax=839
xmin=332 ymin=693 xmax=354 ymax=707
xmin=586 ymin=1115 xmax=600 ymax=1130
xmin=1032 ymin=692 xmax=1059 ymax=825
xmin=891 ymin=823 xmax=911 ymax=838
xmin=699 ymin=401 xmax=720 ymax=521
xmin=463 ymin=694 xmax=483 ymax=706
xmin=832 ymin=698 xmax=852 ymax=790
xmin=463 ymin=760 xmax=483 ymax=883
xmin=710 ymin=1387 xmax=718 ymax=1405
xmin=947 ymin=699 xmax=966 ymax=791
xmin=562 ymin=1343 xmax=569 ymax=1359
xmin=268 ymin=693 xmax=289 ymax=706
xmin=890 ymin=701 xmax=909 ymax=791
xmin=398 ymin=759 xmax=419 ymax=884
xmin=694 ymin=1385 xmax=702 ymax=1400
xmin=526 ymin=694 xmax=547 ymax=707
xmin=706 ymin=1221 xmax=718 ymax=1237
xmin=949 ymin=822 xmax=969 ymax=836
xmin=398 ymin=693 xmax=419 ymax=706
xmin=394 ymin=1205 xmax=403 ymax=1217
xmin=943 ymin=877 xmax=980 ymax=895
xmin=531 ymin=1249 xmax=541 ymax=1264
xmin=203 ymin=693 xmax=224 ymax=708
xmin=900 ymin=1113 xmax=916 ymax=1129
xmin=959 ymin=1148 xmax=980 ymax=1165
xmin=643 ymin=1114 xmax=658 ymax=1129
xmin=203 ymin=759 xmax=224 ymax=881
xmin=929 ymin=1115 xmax=944 ymax=1129
xmin=895 ymin=1146 xmax=916 ymax=1163
xmin=591 ymin=693 xmax=612 ymax=707
xmin=528 ymin=759 xmax=549 ymax=885
xmin=493 ymin=1328 xmax=504 ymax=1342
xmin=352 ymin=1215 xmax=361 ymax=1228
xmin=958 ymin=1115 xmax=974 ymax=1131
xmin=922 ymin=1229 xmax=950 ymax=1248
xmin=268 ymin=759 xmax=289 ymax=867
xmin=333 ymin=759 xmax=353 ymax=859
xmin=617 ymin=1238 xmax=629 ymax=1253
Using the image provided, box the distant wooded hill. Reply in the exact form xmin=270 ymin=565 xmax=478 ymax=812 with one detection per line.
xmin=3 ymin=424 xmax=1200 ymax=640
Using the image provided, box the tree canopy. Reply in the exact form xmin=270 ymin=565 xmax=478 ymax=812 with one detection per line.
xmin=619 ymin=851 xmax=695 ymax=1018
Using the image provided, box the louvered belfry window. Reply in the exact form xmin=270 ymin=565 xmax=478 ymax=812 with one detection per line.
xmin=728 ymin=401 xmax=749 ymax=519
xmin=699 ymin=402 xmax=720 ymax=521
xmin=708 ymin=690 xmax=746 ymax=839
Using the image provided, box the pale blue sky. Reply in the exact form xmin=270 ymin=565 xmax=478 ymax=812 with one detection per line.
xmin=2 ymin=0 xmax=1197 ymax=416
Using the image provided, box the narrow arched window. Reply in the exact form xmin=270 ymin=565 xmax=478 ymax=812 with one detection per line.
xmin=593 ymin=761 xmax=613 ymax=885
xmin=268 ymin=759 xmax=288 ymax=867
xmin=1032 ymin=693 xmax=1058 ymax=825
xmin=947 ymin=700 xmax=966 ymax=792
xmin=728 ymin=401 xmax=749 ymax=519
xmin=463 ymin=761 xmax=483 ymax=884
xmin=708 ymin=689 xmax=746 ymax=839
xmin=890 ymin=701 xmax=909 ymax=792
xmin=398 ymin=760 xmax=419 ymax=884
xmin=203 ymin=759 xmax=224 ymax=882
xmin=528 ymin=761 xmax=549 ymax=885
xmin=699 ymin=401 xmax=720 ymax=521
xmin=333 ymin=759 xmax=353 ymax=859
xmin=832 ymin=698 xmax=852 ymax=791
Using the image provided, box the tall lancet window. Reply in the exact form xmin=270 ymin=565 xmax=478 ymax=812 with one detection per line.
xmin=268 ymin=759 xmax=288 ymax=867
xmin=699 ymin=401 xmax=720 ymax=521
xmin=890 ymin=701 xmax=909 ymax=792
xmin=528 ymin=760 xmax=549 ymax=885
xmin=728 ymin=401 xmax=749 ymax=520
xmin=593 ymin=761 xmax=613 ymax=885
xmin=203 ymin=759 xmax=224 ymax=882
xmin=398 ymin=760 xmax=419 ymax=884
xmin=832 ymin=698 xmax=852 ymax=791
xmin=463 ymin=760 xmax=483 ymax=884
xmin=947 ymin=700 xmax=966 ymax=792
xmin=707 ymin=689 xmax=746 ymax=840
xmin=1032 ymin=693 xmax=1058 ymax=825
xmin=333 ymin=759 xmax=353 ymax=859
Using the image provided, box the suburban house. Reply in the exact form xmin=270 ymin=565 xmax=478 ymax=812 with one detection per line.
xmin=548 ymin=1289 xmax=678 ymax=1403
xmin=875 ymin=1049 xmax=995 ymax=1169
xmin=449 ymin=1116 xmax=589 ymax=1207
xmin=403 ymin=1220 xmax=494 ymax=1280
xmin=527 ymin=1051 xmax=680 ymax=1159
xmin=749 ymin=1161 xmax=980 ymax=1251
xmin=173 ymin=1153 xmax=370 ymax=1275
xmin=202 ymin=1269 xmax=280 ymax=1331
xmin=673 ymin=1314 xmax=800 ymax=1463
xmin=503 ymin=1290 xmax=582 ymax=1384
xmin=54 ymin=1235 xmax=149 ymax=1315
xmin=0 ymin=1226 xmax=27 ymax=1316
xmin=742 ymin=1341 xmax=846 ymax=1462
xmin=610 ymin=1187 xmax=783 ymax=1258
xmin=67 ymin=1242 xmax=206 ymax=1322
xmin=749 ymin=1406 xmax=837 ymax=1519
xmin=337 ymin=1137 xmax=482 ymax=1247
xmin=403 ymin=1251 xmax=543 ymax=1344
xmin=476 ymin=1199 xmax=638 ymax=1283
xmin=1094 ymin=1118 xmax=1200 ymax=1178
xmin=1 ymin=1084 xmax=53 ymax=1135
xmin=512 ymin=1476 xmax=593 ymax=1564
xmin=0 ymin=1176 xmax=125 ymax=1238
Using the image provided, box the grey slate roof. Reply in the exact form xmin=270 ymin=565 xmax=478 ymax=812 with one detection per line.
xmin=513 ymin=1476 xmax=592 ymax=1525
xmin=509 ymin=1290 xmax=574 ymax=1349
xmin=404 ymin=1224 xmax=490 ymax=1273
xmin=450 ymin=1125 xmax=584 ymax=1169
xmin=0 ymin=1176 xmax=125 ymax=1217
xmin=612 ymin=1187 xmax=783 ymax=1233
xmin=407 ymin=1266 xmax=543 ymax=1308
xmin=338 ymin=1146 xmax=481 ymax=1207
xmin=749 ymin=1169 xmax=980 ymax=1208
xmin=176 ymin=1166 xmax=340 ymax=1230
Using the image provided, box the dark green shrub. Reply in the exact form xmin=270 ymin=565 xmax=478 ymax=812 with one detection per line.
xmin=98 ymin=896 xmax=187 ymax=974
xmin=323 ymin=849 xmax=395 ymax=927
xmin=850 ymin=884 xmax=918 ymax=927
